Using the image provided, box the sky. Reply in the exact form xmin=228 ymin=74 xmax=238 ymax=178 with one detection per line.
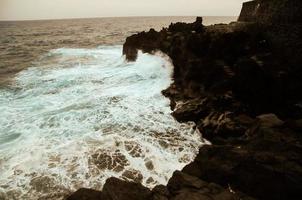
xmin=0 ymin=0 xmax=247 ymax=21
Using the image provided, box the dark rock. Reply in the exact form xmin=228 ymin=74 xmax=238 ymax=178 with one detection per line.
xmin=122 ymin=11 xmax=302 ymax=198
xmin=238 ymin=0 xmax=260 ymax=22
xmin=123 ymin=47 xmax=138 ymax=61
xmin=232 ymin=57 xmax=280 ymax=114
xmin=66 ymin=188 xmax=102 ymax=200
xmin=195 ymin=17 xmax=203 ymax=24
xmin=67 ymin=178 xmax=152 ymax=200
xmin=238 ymin=0 xmax=302 ymax=25
xmin=101 ymin=177 xmax=152 ymax=200
xmin=286 ymin=118 xmax=302 ymax=131
xmin=152 ymin=185 xmax=170 ymax=200
xmin=183 ymin=124 xmax=302 ymax=200
xmin=198 ymin=112 xmax=252 ymax=143
xmin=123 ymin=30 xmax=161 ymax=61
xmin=122 ymin=169 xmax=143 ymax=183
xmin=193 ymin=17 xmax=204 ymax=33
xmin=167 ymin=171 xmax=255 ymax=200
xmin=172 ymin=98 xmax=208 ymax=122
xmin=167 ymin=171 xmax=207 ymax=193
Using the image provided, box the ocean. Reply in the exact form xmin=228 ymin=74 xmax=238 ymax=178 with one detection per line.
xmin=0 ymin=16 xmax=236 ymax=199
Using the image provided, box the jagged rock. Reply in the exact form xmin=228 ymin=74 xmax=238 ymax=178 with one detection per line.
xmin=172 ymin=98 xmax=208 ymax=122
xmin=199 ymin=112 xmax=252 ymax=143
xmin=183 ymin=124 xmax=302 ymax=200
xmin=123 ymin=14 xmax=302 ymax=118
xmin=123 ymin=29 xmax=161 ymax=61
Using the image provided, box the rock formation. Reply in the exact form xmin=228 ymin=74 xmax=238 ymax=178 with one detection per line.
xmin=238 ymin=0 xmax=302 ymax=25
xmin=67 ymin=0 xmax=302 ymax=199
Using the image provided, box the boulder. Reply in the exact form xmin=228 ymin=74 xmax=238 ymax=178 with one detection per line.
xmin=101 ymin=177 xmax=152 ymax=200
xmin=66 ymin=188 xmax=102 ymax=200
xmin=66 ymin=178 xmax=152 ymax=200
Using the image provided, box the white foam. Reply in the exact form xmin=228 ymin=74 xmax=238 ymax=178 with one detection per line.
xmin=0 ymin=46 xmax=204 ymax=199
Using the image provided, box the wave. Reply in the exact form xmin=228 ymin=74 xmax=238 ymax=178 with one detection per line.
xmin=0 ymin=46 xmax=204 ymax=199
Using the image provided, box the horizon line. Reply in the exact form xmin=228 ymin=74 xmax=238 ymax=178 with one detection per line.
xmin=0 ymin=15 xmax=238 ymax=22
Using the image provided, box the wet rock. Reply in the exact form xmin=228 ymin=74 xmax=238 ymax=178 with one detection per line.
xmin=90 ymin=150 xmax=129 ymax=172
xmin=122 ymin=169 xmax=143 ymax=183
xmin=192 ymin=95 xmax=253 ymax=143
xmin=123 ymin=29 xmax=161 ymax=61
xmin=29 ymin=176 xmax=56 ymax=193
xmin=66 ymin=188 xmax=102 ymax=200
xmin=125 ymin=141 xmax=143 ymax=158
xmin=66 ymin=178 xmax=152 ymax=200
xmin=123 ymin=46 xmax=138 ymax=61
xmin=199 ymin=111 xmax=249 ymax=142
xmin=146 ymin=177 xmax=155 ymax=184
xmin=172 ymin=98 xmax=208 ymax=122
xmin=167 ymin=171 xmax=209 ymax=192
xmin=101 ymin=177 xmax=152 ymax=200
xmin=145 ymin=160 xmax=154 ymax=170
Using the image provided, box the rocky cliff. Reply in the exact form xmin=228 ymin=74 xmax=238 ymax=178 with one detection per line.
xmin=238 ymin=0 xmax=302 ymax=71
xmin=238 ymin=0 xmax=302 ymax=25
xmin=67 ymin=1 xmax=302 ymax=199
xmin=238 ymin=0 xmax=259 ymax=22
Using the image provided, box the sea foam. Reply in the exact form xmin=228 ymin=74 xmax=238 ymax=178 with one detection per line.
xmin=0 ymin=46 xmax=204 ymax=199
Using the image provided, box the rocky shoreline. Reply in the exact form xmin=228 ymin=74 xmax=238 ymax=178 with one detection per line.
xmin=67 ymin=0 xmax=302 ymax=199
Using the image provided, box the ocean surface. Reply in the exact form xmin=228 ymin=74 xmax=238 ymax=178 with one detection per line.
xmin=0 ymin=16 xmax=236 ymax=199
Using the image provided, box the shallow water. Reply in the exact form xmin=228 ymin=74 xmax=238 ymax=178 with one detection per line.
xmin=0 ymin=16 xmax=234 ymax=199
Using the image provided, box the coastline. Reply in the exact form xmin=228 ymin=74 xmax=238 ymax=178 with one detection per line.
xmin=68 ymin=0 xmax=302 ymax=199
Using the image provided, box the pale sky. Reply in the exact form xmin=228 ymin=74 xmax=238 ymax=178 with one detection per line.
xmin=0 ymin=0 xmax=246 ymax=21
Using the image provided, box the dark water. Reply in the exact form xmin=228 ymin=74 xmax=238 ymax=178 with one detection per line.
xmin=0 ymin=16 xmax=235 ymax=200
xmin=0 ymin=16 xmax=236 ymax=85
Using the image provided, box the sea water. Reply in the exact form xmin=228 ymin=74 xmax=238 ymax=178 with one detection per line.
xmin=0 ymin=17 xmax=235 ymax=199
